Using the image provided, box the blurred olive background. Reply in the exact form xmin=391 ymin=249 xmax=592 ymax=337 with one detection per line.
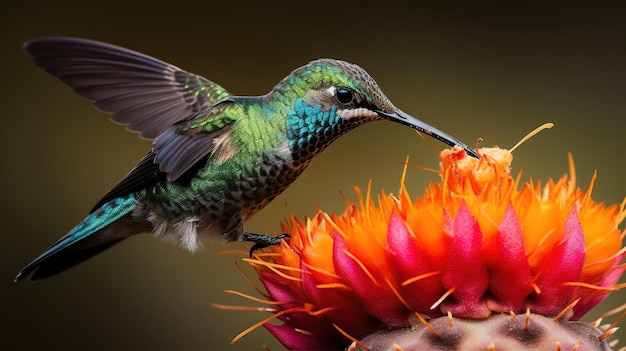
xmin=2 ymin=1 xmax=625 ymax=350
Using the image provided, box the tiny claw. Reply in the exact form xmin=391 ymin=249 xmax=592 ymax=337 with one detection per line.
xmin=242 ymin=233 xmax=291 ymax=257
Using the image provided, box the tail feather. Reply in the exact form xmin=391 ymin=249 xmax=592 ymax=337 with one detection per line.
xmin=15 ymin=195 xmax=140 ymax=281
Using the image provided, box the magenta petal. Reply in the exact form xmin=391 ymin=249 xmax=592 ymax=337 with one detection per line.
xmin=300 ymin=264 xmax=379 ymax=338
xmin=530 ymin=206 xmax=586 ymax=315
xmin=259 ymin=271 xmax=299 ymax=307
xmin=386 ymin=210 xmax=444 ymax=316
xmin=573 ymin=252 xmax=626 ymax=319
xmin=487 ymin=204 xmax=534 ymax=312
xmin=259 ymin=271 xmax=337 ymax=348
xmin=259 ymin=271 xmax=328 ymax=332
xmin=264 ymin=323 xmax=336 ymax=351
xmin=332 ymin=230 xmax=408 ymax=327
xmin=440 ymin=202 xmax=490 ymax=317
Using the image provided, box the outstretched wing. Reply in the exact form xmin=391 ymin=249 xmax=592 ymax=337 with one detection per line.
xmin=25 ymin=37 xmax=231 ymax=139
xmin=91 ymin=101 xmax=241 ymax=212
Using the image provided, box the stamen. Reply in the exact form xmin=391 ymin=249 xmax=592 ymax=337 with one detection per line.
xmin=339 ymin=190 xmax=351 ymax=206
xmin=222 ymin=289 xmax=284 ymax=305
xmin=441 ymin=167 xmax=450 ymax=206
xmin=230 ymin=304 xmax=335 ymax=344
xmin=402 ymin=270 xmax=442 ymax=286
xmin=475 ymin=137 xmax=483 ymax=150
xmin=342 ymin=248 xmax=381 ymax=286
xmin=592 ymin=303 xmax=626 ymax=334
xmin=303 ymin=261 xmax=341 ymax=280
xmin=363 ymin=180 xmax=374 ymax=226
xmin=414 ymin=312 xmax=441 ymax=338
xmin=243 ymin=258 xmax=304 ymax=282
xmin=553 ymin=298 xmax=580 ymax=321
xmin=354 ymin=184 xmax=366 ymax=216
xmin=617 ymin=197 xmax=626 ymax=226
xmin=568 ymin=153 xmax=578 ymax=197
xmin=513 ymin=166 xmax=525 ymax=190
xmin=509 ymin=122 xmax=554 ymax=152
xmin=210 ymin=303 xmax=277 ymax=313
xmin=315 ymin=282 xmax=351 ymax=290
xmin=399 ymin=157 xmax=411 ymax=203
xmin=613 ymin=262 xmax=626 ymax=274
xmin=536 ymin=227 xmax=557 ymax=251
xmin=386 ymin=277 xmax=411 ymax=310
xmin=229 ymin=309 xmax=290 ymax=344
xmin=404 ymin=163 xmax=440 ymax=174
xmin=259 ymin=251 xmax=283 ymax=258
xmin=524 ymin=308 xmax=531 ymax=331
xmin=333 ymin=323 xmax=370 ymax=351
xmin=431 ymin=288 xmax=455 ymax=310
xmin=322 ymin=212 xmax=345 ymax=238
xmin=414 ymin=130 xmax=441 ymax=155
xmin=531 ymin=283 xmax=541 ymax=294
xmin=487 ymin=342 xmax=496 ymax=351
xmin=583 ymin=252 xmax=626 ymax=276
xmin=560 ymin=281 xmax=618 ymax=292
xmin=399 ymin=155 xmax=409 ymax=197
xmin=393 ymin=343 xmax=404 ymax=351
xmin=233 ymin=261 xmax=270 ymax=299
xmin=583 ymin=236 xmax=624 ymax=265
xmin=447 ymin=311 xmax=454 ymax=327
xmin=294 ymin=328 xmax=314 ymax=336
xmin=615 ymin=247 xmax=626 ymax=261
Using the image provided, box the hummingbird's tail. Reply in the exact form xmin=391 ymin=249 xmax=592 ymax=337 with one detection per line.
xmin=15 ymin=195 xmax=144 ymax=281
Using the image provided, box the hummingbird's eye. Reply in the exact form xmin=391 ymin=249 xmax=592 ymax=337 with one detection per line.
xmin=335 ymin=88 xmax=354 ymax=104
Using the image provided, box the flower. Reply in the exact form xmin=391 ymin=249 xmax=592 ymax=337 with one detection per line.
xmin=221 ymin=146 xmax=625 ymax=350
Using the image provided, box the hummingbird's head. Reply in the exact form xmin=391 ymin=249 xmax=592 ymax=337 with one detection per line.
xmin=277 ymin=59 xmax=478 ymax=158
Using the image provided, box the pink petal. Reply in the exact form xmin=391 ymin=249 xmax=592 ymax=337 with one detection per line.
xmin=530 ymin=206 xmax=585 ymax=315
xmin=259 ymin=270 xmax=300 ymax=307
xmin=573 ymin=252 xmax=626 ymax=319
xmin=386 ymin=210 xmax=445 ymax=316
xmin=300 ymin=264 xmax=379 ymax=338
xmin=487 ymin=204 xmax=534 ymax=312
xmin=259 ymin=271 xmax=329 ymax=332
xmin=332 ymin=230 xmax=408 ymax=327
xmin=440 ymin=201 xmax=490 ymax=318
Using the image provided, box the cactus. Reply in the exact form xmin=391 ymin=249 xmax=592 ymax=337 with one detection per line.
xmin=352 ymin=313 xmax=614 ymax=351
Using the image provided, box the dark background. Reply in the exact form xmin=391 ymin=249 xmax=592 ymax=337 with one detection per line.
xmin=2 ymin=1 xmax=625 ymax=350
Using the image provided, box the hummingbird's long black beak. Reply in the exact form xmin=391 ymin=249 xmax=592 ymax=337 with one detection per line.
xmin=376 ymin=109 xmax=479 ymax=158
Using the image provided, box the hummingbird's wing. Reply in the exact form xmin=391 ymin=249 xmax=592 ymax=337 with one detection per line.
xmin=25 ymin=37 xmax=231 ymax=139
xmin=153 ymin=101 xmax=240 ymax=181
xmin=90 ymin=101 xmax=240 ymax=212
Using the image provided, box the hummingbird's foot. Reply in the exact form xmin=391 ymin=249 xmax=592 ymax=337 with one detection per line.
xmin=242 ymin=232 xmax=291 ymax=257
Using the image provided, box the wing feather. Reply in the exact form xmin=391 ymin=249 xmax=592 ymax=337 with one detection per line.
xmin=25 ymin=37 xmax=231 ymax=139
xmin=25 ymin=37 xmax=244 ymax=210
xmin=91 ymin=102 xmax=240 ymax=209
xmin=153 ymin=102 xmax=239 ymax=181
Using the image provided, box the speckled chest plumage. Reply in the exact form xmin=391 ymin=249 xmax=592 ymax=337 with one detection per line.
xmin=135 ymin=98 xmax=370 ymax=245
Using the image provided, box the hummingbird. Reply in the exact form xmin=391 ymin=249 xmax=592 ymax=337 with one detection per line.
xmin=15 ymin=37 xmax=478 ymax=281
